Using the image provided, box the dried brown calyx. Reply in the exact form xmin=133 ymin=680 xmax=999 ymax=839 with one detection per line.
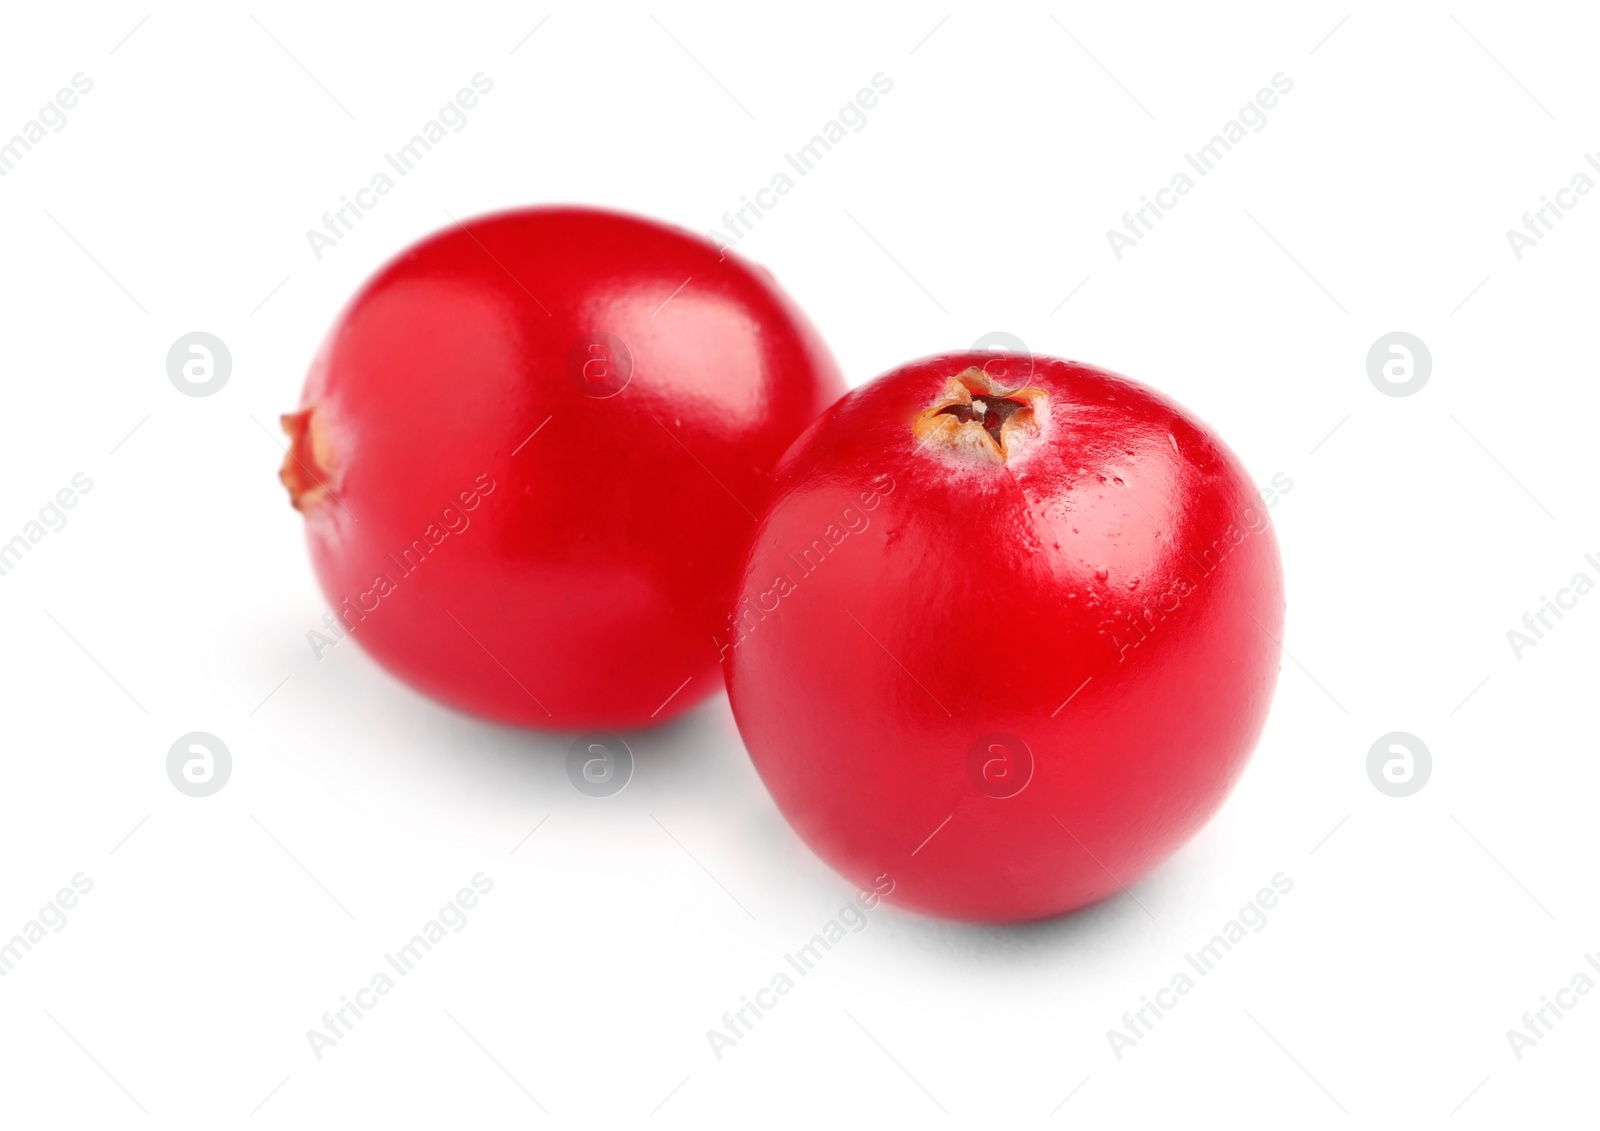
xmin=911 ymin=367 xmax=1047 ymax=464
xmin=279 ymin=406 xmax=335 ymax=511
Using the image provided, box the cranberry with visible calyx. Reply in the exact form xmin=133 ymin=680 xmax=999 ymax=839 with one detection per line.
xmin=727 ymin=354 xmax=1284 ymax=922
xmin=281 ymin=207 xmax=844 ymax=729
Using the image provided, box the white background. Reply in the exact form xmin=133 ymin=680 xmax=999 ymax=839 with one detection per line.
xmin=0 ymin=2 xmax=1595 ymax=1126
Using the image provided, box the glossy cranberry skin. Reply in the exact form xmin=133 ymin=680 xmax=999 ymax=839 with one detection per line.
xmin=282 ymin=207 xmax=844 ymax=729
xmin=726 ymin=353 xmax=1284 ymax=922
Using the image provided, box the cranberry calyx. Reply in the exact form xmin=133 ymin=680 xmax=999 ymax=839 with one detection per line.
xmin=938 ymin=393 xmax=1030 ymax=444
xmin=911 ymin=366 xmax=1047 ymax=464
xmin=279 ymin=406 xmax=334 ymax=512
